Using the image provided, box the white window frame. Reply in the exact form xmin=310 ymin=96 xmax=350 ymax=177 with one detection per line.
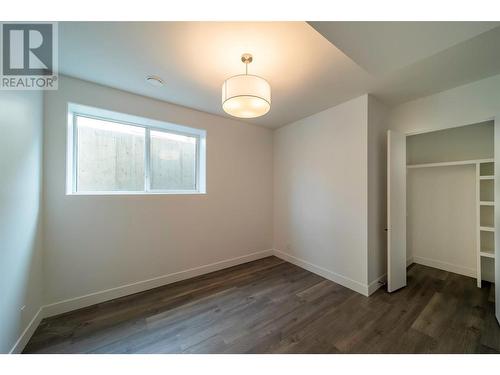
xmin=66 ymin=103 xmax=207 ymax=195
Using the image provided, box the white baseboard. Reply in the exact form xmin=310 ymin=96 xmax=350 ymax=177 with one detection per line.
xmin=367 ymin=273 xmax=387 ymax=296
xmin=10 ymin=249 xmax=274 ymax=353
xmin=9 ymin=307 xmax=44 ymax=354
xmin=407 ymin=256 xmax=414 ymax=267
xmin=272 ymin=249 xmax=370 ymax=296
xmin=43 ymin=249 xmax=274 ymax=317
xmin=413 ymin=255 xmax=476 ymax=278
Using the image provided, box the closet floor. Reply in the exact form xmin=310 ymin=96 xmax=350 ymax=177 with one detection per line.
xmin=23 ymin=256 xmax=500 ymax=354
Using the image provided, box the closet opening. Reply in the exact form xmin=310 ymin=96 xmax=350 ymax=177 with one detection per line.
xmin=405 ymin=120 xmax=495 ymax=290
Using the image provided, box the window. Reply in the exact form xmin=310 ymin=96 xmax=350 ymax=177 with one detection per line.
xmin=67 ymin=103 xmax=206 ymax=194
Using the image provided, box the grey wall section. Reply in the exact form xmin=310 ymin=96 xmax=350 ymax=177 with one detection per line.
xmin=43 ymin=75 xmax=273 ymax=305
xmin=0 ymin=91 xmax=44 ymax=353
xmin=407 ymin=121 xmax=494 ymax=165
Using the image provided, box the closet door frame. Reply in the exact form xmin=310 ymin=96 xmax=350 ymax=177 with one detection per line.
xmin=495 ymin=114 xmax=500 ymax=324
xmin=387 ymin=130 xmax=407 ymax=293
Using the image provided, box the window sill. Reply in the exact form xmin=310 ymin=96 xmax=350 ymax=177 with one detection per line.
xmin=66 ymin=191 xmax=207 ymax=196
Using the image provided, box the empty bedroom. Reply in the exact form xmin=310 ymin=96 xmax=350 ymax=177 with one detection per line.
xmin=1 ymin=0 xmax=500 ymax=373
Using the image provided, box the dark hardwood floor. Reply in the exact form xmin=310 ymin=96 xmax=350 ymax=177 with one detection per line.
xmin=23 ymin=256 xmax=500 ymax=354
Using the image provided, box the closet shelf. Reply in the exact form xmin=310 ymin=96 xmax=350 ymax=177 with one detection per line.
xmin=480 ymin=250 xmax=495 ymax=259
xmin=480 ymin=226 xmax=495 ymax=232
xmin=480 ymin=176 xmax=495 ymax=180
xmin=407 ymin=158 xmax=494 ymax=169
xmin=480 ymin=201 xmax=495 ymax=206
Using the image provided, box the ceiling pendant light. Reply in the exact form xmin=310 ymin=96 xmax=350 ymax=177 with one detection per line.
xmin=222 ymin=53 xmax=271 ymax=119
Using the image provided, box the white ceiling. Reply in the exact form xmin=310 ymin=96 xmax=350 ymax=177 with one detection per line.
xmin=59 ymin=21 xmax=500 ymax=128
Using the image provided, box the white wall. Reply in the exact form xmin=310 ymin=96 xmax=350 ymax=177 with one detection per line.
xmin=42 ymin=76 xmax=273 ymax=310
xmin=273 ymin=95 xmax=370 ymax=294
xmin=0 ymin=91 xmax=44 ymax=353
xmin=407 ymin=165 xmax=477 ymax=277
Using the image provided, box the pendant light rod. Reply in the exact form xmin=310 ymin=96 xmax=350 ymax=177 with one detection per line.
xmin=241 ymin=53 xmax=253 ymax=75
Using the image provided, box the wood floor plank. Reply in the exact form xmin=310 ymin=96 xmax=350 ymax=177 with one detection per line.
xmin=23 ymin=257 xmax=500 ymax=354
xmin=411 ymin=292 xmax=461 ymax=339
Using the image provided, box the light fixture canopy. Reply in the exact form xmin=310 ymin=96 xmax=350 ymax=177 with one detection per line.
xmin=222 ymin=54 xmax=271 ymax=119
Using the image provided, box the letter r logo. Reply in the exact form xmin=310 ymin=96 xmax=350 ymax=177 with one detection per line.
xmin=2 ymin=23 xmax=53 ymax=75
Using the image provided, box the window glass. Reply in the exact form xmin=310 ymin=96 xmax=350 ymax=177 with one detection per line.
xmin=150 ymin=130 xmax=197 ymax=190
xmin=76 ymin=116 xmax=145 ymax=192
